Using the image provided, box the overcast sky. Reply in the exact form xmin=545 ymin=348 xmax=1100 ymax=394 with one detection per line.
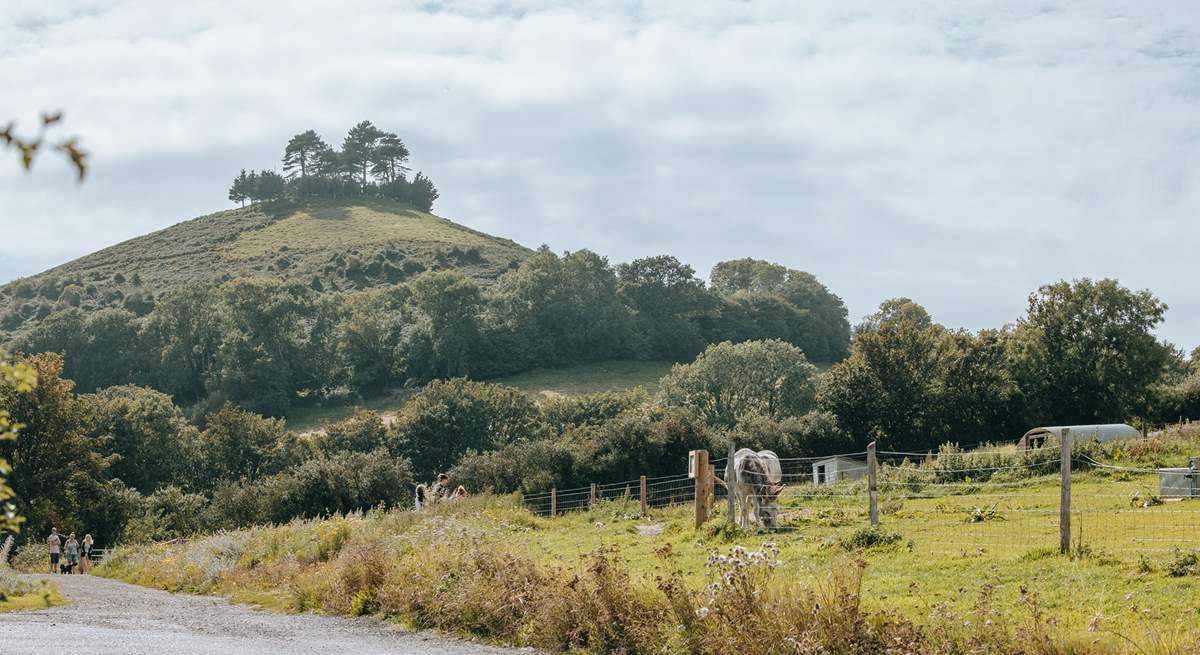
xmin=2 ymin=1 xmax=1198 ymax=349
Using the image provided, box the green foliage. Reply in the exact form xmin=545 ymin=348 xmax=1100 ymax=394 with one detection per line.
xmin=199 ymin=404 xmax=289 ymax=484
xmin=318 ymin=410 xmax=388 ymax=454
xmin=658 ymin=340 xmax=818 ymax=428
xmin=0 ymin=353 xmax=107 ymax=540
xmin=1010 ymin=278 xmax=1169 ymax=425
xmin=394 ymin=379 xmax=538 ymax=479
xmin=406 ymin=272 xmax=482 ymax=379
xmin=84 ymin=385 xmax=201 ymax=493
xmin=1165 ymin=550 xmax=1198 ymax=577
xmin=838 ymin=526 xmax=903 ymax=551
xmin=0 ymin=349 xmax=37 ymax=534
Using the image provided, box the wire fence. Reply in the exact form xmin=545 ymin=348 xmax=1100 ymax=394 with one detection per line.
xmin=520 ymin=439 xmax=1199 ymax=561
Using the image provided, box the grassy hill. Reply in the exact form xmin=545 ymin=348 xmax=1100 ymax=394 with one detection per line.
xmin=0 ymin=198 xmax=531 ymax=338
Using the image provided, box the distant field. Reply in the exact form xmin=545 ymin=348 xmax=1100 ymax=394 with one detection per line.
xmin=284 ymin=391 xmax=413 ymax=434
xmin=491 ymin=359 xmax=675 ymax=398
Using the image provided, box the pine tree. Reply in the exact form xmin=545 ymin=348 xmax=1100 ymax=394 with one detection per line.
xmin=228 ymin=169 xmax=250 ymax=207
xmin=256 ymin=170 xmax=286 ymax=201
xmin=282 ymin=130 xmax=329 ymax=180
xmin=245 ymin=170 xmax=261 ymax=203
xmin=370 ymin=133 xmax=410 ymax=183
xmin=341 ymin=120 xmax=385 ymax=190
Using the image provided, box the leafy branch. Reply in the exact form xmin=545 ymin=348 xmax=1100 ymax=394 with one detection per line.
xmin=1 ymin=112 xmax=87 ymax=180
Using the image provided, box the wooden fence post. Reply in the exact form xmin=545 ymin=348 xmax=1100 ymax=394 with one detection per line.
xmin=726 ymin=442 xmax=736 ymax=525
xmin=867 ymin=441 xmax=878 ymax=528
xmin=700 ymin=460 xmax=710 ymax=518
xmin=692 ymin=449 xmax=710 ymax=529
xmin=640 ymin=475 xmax=648 ymax=516
xmin=590 ymin=483 xmax=598 ymax=510
xmin=1060 ymin=428 xmax=1072 ymax=554
xmin=550 ymin=487 xmax=556 ymax=518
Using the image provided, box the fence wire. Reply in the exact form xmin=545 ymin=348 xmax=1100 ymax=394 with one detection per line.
xmin=520 ymin=444 xmax=1199 ymax=562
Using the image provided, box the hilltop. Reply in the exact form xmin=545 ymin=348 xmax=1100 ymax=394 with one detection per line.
xmin=0 ymin=199 xmax=531 ymax=338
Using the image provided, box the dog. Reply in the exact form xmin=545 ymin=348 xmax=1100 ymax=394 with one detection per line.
xmin=723 ymin=448 xmax=785 ymax=531
xmin=59 ymin=561 xmax=77 ymax=575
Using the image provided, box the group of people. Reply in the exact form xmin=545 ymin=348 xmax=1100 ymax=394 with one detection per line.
xmin=46 ymin=527 xmax=94 ymax=574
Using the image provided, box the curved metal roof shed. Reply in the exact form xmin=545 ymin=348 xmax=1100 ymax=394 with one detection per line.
xmin=1019 ymin=423 xmax=1139 ymax=449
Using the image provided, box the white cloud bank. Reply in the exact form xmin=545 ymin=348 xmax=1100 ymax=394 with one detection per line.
xmin=2 ymin=0 xmax=1198 ymax=347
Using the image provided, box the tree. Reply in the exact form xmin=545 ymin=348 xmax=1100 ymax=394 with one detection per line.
xmin=617 ymin=255 xmax=712 ymax=360
xmin=281 ymin=130 xmax=329 ymax=180
xmin=393 ymin=379 xmax=538 ymax=479
xmin=144 ymin=283 xmax=221 ymax=404
xmin=709 ymin=258 xmax=850 ymax=362
xmin=337 ymin=286 xmax=411 ymax=394
xmin=658 ymin=340 xmax=819 ymax=428
xmin=228 ymin=169 xmax=250 ymax=206
xmin=253 ymin=170 xmax=287 ymax=201
xmin=1009 ymin=278 xmax=1170 ymax=425
xmin=0 ymin=349 xmax=37 ymax=535
xmin=406 ymin=271 xmax=482 ymax=379
xmin=370 ymin=133 xmax=410 ymax=183
xmin=84 ymin=385 xmax=201 ymax=493
xmin=199 ymin=403 xmax=288 ymax=484
xmin=210 ymin=278 xmax=316 ymax=415
xmin=341 ymin=120 xmax=385 ymax=189
xmin=818 ymin=298 xmax=950 ymax=449
xmin=0 ymin=352 xmax=107 ymax=539
xmin=409 ymin=172 xmax=439 ymax=211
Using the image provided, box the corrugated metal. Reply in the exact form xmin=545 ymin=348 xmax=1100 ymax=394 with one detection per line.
xmin=1159 ymin=457 xmax=1198 ymax=498
xmin=1020 ymin=423 xmax=1139 ymax=448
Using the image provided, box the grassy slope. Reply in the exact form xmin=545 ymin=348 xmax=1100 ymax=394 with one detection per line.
xmin=0 ymin=198 xmax=531 ymax=339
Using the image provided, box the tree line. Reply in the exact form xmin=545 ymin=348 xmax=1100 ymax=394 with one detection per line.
xmin=4 ymin=275 xmax=1195 ymax=546
xmin=227 ymin=121 xmax=439 ymax=211
xmin=6 ymin=253 xmax=850 ymax=417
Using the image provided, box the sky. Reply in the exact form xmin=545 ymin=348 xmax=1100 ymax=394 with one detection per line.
xmin=2 ymin=1 xmax=1198 ymax=349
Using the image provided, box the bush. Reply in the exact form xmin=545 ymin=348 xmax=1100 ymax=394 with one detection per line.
xmin=838 ymin=527 xmax=903 ymax=551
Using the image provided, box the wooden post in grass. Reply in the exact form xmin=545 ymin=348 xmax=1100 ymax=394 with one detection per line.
xmin=590 ymin=483 xmax=598 ymax=510
xmin=550 ymin=487 xmax=556 ymax=518
xmin=1060 ymin=428 xmax=1072 ymax=554
xmin=700 ymin=460 xmax=710 ymax=518
xmin=640 ymin=475 xmax=648 ymax=516
xmin=726 ymin=442 xmax=736 ymax=525
xmin=867 ymin=441 xmax=879 ymax=528
xmin=692 ymin=449 xmax=710 ymax=529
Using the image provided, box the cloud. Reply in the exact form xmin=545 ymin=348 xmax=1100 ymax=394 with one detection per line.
xmin=2 ymin=0 xmax=1198 ymax=348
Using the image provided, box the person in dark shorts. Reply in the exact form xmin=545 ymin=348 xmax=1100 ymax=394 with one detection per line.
xmin=47 ymin=527 xmax=61 ymax=573
xmin=65 ymin=533 xmax=80 ymax=573
xmin=81 ymin=534 xmax=94 ymax=573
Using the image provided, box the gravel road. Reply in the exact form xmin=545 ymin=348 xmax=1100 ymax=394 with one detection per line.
xmin=0 ymin=573 xmax=524 ymax=655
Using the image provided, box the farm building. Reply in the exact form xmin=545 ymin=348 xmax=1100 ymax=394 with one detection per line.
xmin=1018 ymin=423 xmax=1139 ymax=449
xmin=811 ymin=456 xmax=867 ymax=485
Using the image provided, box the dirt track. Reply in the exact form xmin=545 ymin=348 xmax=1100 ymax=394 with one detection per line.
xmin=0 ymin=573 xmax=524 ymax=655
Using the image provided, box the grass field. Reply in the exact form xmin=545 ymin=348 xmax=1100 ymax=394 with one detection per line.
xmin=97 ymin=437 xmax=1200 ymax=653
xmin=490 ymin=359 xmax=676 ymax=397
xmin=223 ymin=203 xmax=499 ymax=259
xmin=284 ymin=360 xmax=677 ymax=432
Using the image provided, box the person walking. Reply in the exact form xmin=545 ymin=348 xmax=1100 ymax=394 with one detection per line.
xmin=47 ymin=527 xmax=61 ymax=574
xmin=65 ymin=533 xmax=79 ymax=574
xmin=81 ymin=534 xmax=94 ymax=573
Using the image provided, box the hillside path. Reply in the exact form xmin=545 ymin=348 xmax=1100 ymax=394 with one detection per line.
xmin=0 ymin=573 xmax=526 ymax=655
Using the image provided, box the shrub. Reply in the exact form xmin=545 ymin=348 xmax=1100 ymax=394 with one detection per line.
xmin=1166 ymin=550 xmax=1199 ymax=577
xmin=838 ymin=527 xmax=903 ymax=551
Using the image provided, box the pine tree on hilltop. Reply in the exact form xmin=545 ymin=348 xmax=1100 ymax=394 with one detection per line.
xmin=282 ymin=130 xmax=330 ymax=180
xmin=228 ymin=169 xmax=250 ymax=207
xmin=370 ymin=133 xmax=410 ymax=183
xmin=342 ymin=120 xmax=385 ymax=190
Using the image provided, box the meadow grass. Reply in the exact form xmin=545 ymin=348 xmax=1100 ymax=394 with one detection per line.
xmin=223 ymin=201 xmax=500 ymax=259
xmin=285 ymin=359 xmax=676 ymax=431
xmin=490 ymin=360 xmax=676 ymax=397
xmin=96 ymin=474 xmax=1200 ymax=653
